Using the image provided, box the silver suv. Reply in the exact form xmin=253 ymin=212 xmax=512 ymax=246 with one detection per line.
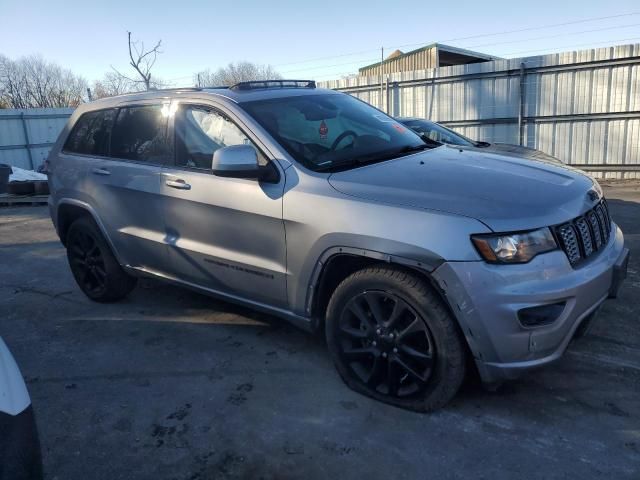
xmin=47 ymin=80 xmax=629 ymax=411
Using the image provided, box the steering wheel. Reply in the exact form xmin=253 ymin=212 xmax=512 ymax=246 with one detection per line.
xmin=330 ymin=130 xmax=358 ymax=151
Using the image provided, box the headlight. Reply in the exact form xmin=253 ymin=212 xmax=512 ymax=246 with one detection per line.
xmin=471 ymin=228 xmax=557 ymax=264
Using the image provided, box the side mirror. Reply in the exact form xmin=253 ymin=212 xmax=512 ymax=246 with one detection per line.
xmin=212 ymin=145 xmax=276 ymax=182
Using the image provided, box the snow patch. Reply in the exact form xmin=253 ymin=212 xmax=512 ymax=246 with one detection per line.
xmin=9 ymin=166 xmax=47 ymax=182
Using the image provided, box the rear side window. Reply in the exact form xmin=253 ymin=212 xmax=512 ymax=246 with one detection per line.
xmin=110 ymin=105 xmax=171 ymax=164
xmin=64 ymin=109 xmax=116 ymax=156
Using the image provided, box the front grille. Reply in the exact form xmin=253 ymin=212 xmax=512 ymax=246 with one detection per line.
xmin=554 ymin=200 xmax=612 ymax=267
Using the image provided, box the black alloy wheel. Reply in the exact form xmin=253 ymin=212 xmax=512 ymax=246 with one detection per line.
xmin=325 ymin=267 xmax=466 ymax=411
xmin=65 ymin=216 xmax=137 ymax=302
xmin=68 ymin=229 xmax=108 ymax=298
xmin=337 ymin=290 xmax=435 ymax=398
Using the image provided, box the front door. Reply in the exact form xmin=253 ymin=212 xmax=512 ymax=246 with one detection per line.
xmin=161 ymin=102 xmax=287 ymax=308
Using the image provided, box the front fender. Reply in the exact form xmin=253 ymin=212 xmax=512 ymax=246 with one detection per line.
xmin=303 ymin=238 xmax=445 ymax=315
xmin=283 ymin=170 xmax=491 ymax=316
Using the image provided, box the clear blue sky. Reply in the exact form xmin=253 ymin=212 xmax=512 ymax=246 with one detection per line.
xmin=1 ymin=0 xmax=639 ymax=85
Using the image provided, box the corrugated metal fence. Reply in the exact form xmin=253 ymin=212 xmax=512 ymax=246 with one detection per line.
xmin=320 ymin=43 xmax=640 ymax=178
xmin=2 ymin=44 xmax=639 ymax=178
xmin=0 ymin=108 xmax=73 ymax=170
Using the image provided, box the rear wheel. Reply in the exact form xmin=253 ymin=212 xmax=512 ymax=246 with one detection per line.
xmin=325 ymin=266 xmax=466 ymax=412
xmin=66 ymin=216 xmax=137 ymax=302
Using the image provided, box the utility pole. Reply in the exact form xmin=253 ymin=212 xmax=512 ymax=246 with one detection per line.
xmin=518 ymin=62 xmax=526 ymax=146
xmin=380 ymin=46 xmax=384 ymax=112
xmin=197 ymin=73 xmax=201 ymax=88
xmin=86 ymin=87 xmax=93 ymax=102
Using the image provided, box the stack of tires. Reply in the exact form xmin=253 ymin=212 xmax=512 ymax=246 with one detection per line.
xmin=0 ymin=164 xmax=49 ymax=197
xmin=0 ymin=165 xmax=11 ymax=195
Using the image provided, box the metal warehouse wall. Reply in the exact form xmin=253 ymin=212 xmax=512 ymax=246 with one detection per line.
xmin=360 ymin=47 xmax=438 ymax=77
xmin=321 ymin=43 xmax=640 ymax=179
xmin=0 ymin=108 xmax=73 ymax=170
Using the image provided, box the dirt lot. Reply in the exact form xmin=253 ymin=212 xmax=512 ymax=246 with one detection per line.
xmin=1 ymin=182 xmax=639 ymax=480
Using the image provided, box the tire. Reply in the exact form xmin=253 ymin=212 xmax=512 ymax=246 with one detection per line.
xmin=33 ymin=181 xmax=49 ymax=196
xmin=325 ymin=266 xmax=466 ymax=412
xmin=7 ymin=181 xmax=34 ymax=196
xmin=66 ymin=216 xmax=137 ymax=302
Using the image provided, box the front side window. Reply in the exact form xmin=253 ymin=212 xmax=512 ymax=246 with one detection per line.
xmin=240 ymin=93 xmax=426 ymax=172
xmin=110 ymin=105 xmax=171 ymax=164
xmin=175 ymin=105 xmax=259 ymax=169
xmin=64 ymin=109 xmax=116 ymax=156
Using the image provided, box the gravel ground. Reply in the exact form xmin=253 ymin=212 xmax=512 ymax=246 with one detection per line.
xmin=0 ymin=182 xmax=639 ymax=480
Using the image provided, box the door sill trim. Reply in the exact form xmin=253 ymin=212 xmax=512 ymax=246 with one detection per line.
xmin=125 ymin=265 xmax=316 ymax=332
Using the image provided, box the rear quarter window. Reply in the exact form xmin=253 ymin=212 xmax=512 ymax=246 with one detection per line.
xmin=63 ymin=109 xmax=116 ymax=156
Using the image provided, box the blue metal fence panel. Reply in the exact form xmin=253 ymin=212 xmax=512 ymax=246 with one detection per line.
xmin=0 ymin=108 xmax=73 ymax=170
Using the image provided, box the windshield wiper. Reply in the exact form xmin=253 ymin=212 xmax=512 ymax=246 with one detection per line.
xmin=315 ymin=144 xmax=430 ymax=172
xmin=397 ymin=144 xmax=431 ymax=154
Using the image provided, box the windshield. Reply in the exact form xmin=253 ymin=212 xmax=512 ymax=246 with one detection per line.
xmin=241 ymin=93 xmax=426 ymax=172
xmin=401 ymin=119 xmax=476 ymax=147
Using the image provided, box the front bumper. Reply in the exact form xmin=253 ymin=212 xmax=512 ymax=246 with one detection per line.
xmin=432 ymin=224 xmax=628 ymax=384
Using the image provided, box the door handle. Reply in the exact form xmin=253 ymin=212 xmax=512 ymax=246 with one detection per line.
xmin=92 ymin=167 xmax=111 ymax=176
xmin=165 ymin=178 xmax=191 ymax=190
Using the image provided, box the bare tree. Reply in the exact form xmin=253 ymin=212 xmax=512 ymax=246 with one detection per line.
xmin=112 ymin=31 xmax=163 ymax=90
xmin=92 ymin=71 xmax=143 ymax=99
xmin=194 ymin=62 xmax=282 ymax=87
xmin=0 ymin=54 xmax=86 ymax=108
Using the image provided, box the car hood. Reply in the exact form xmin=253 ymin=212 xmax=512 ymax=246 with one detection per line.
xmin=328 ymin=146 xmax=599 ymax=232
xmin=478 ymin=143 xmax=562 ymax=164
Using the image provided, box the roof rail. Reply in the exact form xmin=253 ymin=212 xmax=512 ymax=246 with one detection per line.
xmin=229 ymin=79 xmax=316 ymax=91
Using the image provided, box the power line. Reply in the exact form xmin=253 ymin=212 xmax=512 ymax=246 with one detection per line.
xmin=463 ymin=22 xmax=640 ymax=50
xmin=309 ymin=36 xmax=640 ymax=81
xmin=272 ymin=48 xmax=379 ymax=68
xmin=279 ymin=57 xmax=380 ymax=74
xmin=281 ymin=23 xmax=640 ymax=78
xmin=389 ymin=11 xmax=640 ymax=51
xmin=273 ymin=11 xmax=639 ymax=69
xmin=160 ymin=12 xmax=640 ymax=85
xmin=496 ymin=36 xmax=640 ymax=57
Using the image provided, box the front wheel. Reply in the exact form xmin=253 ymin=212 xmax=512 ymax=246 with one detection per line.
xmin=325 ymin=266 xmax=466 ymax=412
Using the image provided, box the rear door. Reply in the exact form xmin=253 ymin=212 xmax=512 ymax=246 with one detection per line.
xmin=82 ymin=103 xmax=172 ymax=272
xmin=160 ymin=101 xmax=288 ymax=308
xmin=56 ymin=109 xmax=114 ymax=206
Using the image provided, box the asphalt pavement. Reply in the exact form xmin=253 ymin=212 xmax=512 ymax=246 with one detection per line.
xmin=0 ymin=181 xmax=638 ymax=479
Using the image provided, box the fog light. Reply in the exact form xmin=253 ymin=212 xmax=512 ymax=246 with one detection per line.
xmin=518 ymin=302 xmax=566 ymax=327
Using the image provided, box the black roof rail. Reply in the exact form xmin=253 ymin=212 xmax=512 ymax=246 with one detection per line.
xmin=229 ymin=79 xmax=316 ymax=91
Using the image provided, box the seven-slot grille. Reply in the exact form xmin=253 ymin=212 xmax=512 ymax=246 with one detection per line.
xmin=554 ymin=200 xmax=612 ymax=266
